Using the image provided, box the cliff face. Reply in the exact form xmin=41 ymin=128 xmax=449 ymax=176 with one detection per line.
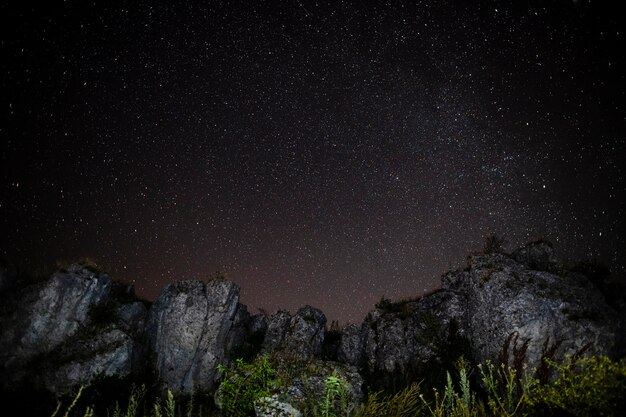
xmin=0 ymin=265 xmax=146 ymax=393
xmin=0 ymin=242 xmax=624 ymax=397
xmin=146 ymin=279 xmax=242 ymax=394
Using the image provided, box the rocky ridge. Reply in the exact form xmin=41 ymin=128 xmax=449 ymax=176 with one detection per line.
xmin=0 ymin=241 xmax=624 ymax=410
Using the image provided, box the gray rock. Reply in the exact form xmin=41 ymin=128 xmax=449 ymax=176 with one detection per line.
xmin=281 ymin=306 xmax=326 ymax=361
xmin=116 ymin=302 xmax=148 ymax=332
xmin=225 ymin=303 xmax=251 ymax=357
xmin=147 ymin=279 xmax=240 ymax=394
xmin=511 ymin=241 xmax=560 ymax=272
xmin=42 ymin=328 xmax=137 ymax=394
xmin=337 ymin=324 xmax=364 ymax=367
xmin=444 ymin=252 xmax=623 ymax=371
xmin=255 ymin=395 xmax=302 ymax=417
xmin=261 ymin=310 xmax=292 ymax=353
xmin=0 ymin=265 xmax=112 ymax=383
xmin=273 ymin=360 xmax=364 ymax=415
xmin=361 ymin=290 xmax=467 ymax=378
xmin=249 ymin=313 xmax=268 ymax=334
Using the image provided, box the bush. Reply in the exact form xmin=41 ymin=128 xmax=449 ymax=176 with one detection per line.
xmin=528 ymin=355 xmax=626 ymax=417
xmin=216 ymin=355 xmax=279 ymax=417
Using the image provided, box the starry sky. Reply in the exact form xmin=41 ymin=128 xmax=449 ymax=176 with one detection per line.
xmin=2 ymin=0 xmax=625 ymax=323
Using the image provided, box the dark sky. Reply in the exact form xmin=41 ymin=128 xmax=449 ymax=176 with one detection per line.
xmin=2 ymin=0 xmax=624 ymax=323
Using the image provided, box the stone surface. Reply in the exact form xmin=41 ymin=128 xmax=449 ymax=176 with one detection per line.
xmin=443 ymin=251 xmax=623 ymax=371
xmin=147 ymin=279 xmax=240 ymax=394
xmin=0 ymin=265 xmax=112 ymax=385
xmin=41 ymin=328 xmax=137 ymax=394
xmin=271 ymin=359 xmax=364 ymax=416
xmin=261 ymin=309 xmax=292 ymax=353
xmin=262 ymin=306 xmax=327 ymax=362
xmin=337 ymin=324 xmax=364 ymax=367
xmin=511 ymin=240 xmax=560 ymax=273
xmin=255 ymin=395 xmax=302 ymax=417
xmin=225 ymin=303 xmax=251 ymax=358
xmin=360 ymin=290 xmax=468 ymax=380
xmin=280 ymin=305 xmax=327 ymax=361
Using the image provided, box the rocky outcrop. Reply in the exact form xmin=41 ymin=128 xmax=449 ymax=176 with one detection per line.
xmin=0 ymin=265 xmax=112 ymax=385
xmin=341 ymin=241 xmax=624 ymax=385
xmin=358 ymin=289 xmax=468 ymax=386
xmin=511 ymin=240 xmax=560 ymax=273
xmin=255 ymin=395 xmax=302 ymax=417
xmin=269 ymin=359 xmax=364 ymax=416
xmin=262 ymin=305 xmax=326 ymax=362
xmin=146 ymin=279 xmax=242 ymax=394
xmin=337 ymin=324 xmax=364 ymax=367
xmin=0 ymin=265 xmax=148 ymax=393
xmin=443 ymin=250 xmax=623 ymax=372
xmin=0 ymin=240 xmax=623 ymax=400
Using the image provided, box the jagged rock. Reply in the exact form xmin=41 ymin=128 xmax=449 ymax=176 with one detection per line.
xmin=41 ymin=328 xmax=138 ymax=394
xmin=261 ymin=309 xmax=292 ymax=353
xmin=225 ymin=303 xmax=251 ymax=357
xmin=147 ymin=279 xmax=241 ymax=394
xmin=271 ymin=359 xmax=364 ymax=415
xmin=255 ymin=395 xmax=302 ymax=417
xmin=249 ymin=313 xmax=269 ymax=334
xmin=116 ymin=302 xmax=148 ymax=332
xmin=443 ymin=252 xmax=623 ymax=371
xmin=360 ymin=290 xmax=468 ymax=382
xmin=0 ymin=265 xmax=112 ymax=387
xmin=511 ymin=240 xmax=560 ymax=272
xmin=338 ymin=324 xmax=364 ymax=367
xmin=263 ymin=306 xmax=326 ymax=362
xmin=282 ymin=305 xmax=326 ymax=361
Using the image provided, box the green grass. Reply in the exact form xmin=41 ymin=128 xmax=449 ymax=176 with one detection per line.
xmin=45 ymin=354 xmax=626 ymax=417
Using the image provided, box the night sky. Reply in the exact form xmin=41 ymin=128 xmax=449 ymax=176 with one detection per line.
xmin=2 ymin=1 xmax=625 ymax=324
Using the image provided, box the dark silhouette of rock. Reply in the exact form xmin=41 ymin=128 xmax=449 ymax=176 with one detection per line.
xmin=146 ymin=279 xmax=241 ymax=394
xmin=337 ymin=324 xmax=364 ymax=367
xmin=261 ymin=309 xmax=292 ymax=353
xmin=511 ymin=240 xmax=560 ymax=273
xmin=359 ymin=289 xmax=468 ymax=386
xmin=262 ymin=305 xmax=326 ymax=362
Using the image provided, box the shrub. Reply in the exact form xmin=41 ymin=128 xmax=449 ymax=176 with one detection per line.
xmin=528 ymin=355 xmax=626 ymax=417
xmin=354 ymin=383 xmax=422 ymax=417
xmin=216 ymin=354 xmax=279 ymax=417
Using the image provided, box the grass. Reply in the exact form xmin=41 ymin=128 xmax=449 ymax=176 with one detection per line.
xmin=44 ymin=354 xmax=626 ymax=417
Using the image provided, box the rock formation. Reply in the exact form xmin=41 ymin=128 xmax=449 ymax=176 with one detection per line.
xmin=0 ymin=241 xmax=623 ymax=406
xmin=146 ymin=279 xmax=241 ymax=394
xmin=0 ymin=265 xmax=146 ymax=393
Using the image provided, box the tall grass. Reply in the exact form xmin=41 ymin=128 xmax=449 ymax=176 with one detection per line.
xmin=49 ymin=354 xmax=626 ymax=417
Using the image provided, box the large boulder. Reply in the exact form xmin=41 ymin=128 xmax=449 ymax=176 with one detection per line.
xmin=147 ymin=279 xmax=241 ymax=394
xmin=442 ymin=251 xmax=624 ymax=372
xmin=337 ymin=324 xmax=364 ymax=367
xmin=0 ymin=265 xmax=112 ymax=388
xmin=359 ymin=290 xmax=468 ymax=385
xmin=262 ymin=306 xmax=326 ymax=362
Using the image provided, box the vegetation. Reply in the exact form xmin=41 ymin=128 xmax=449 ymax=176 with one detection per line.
xmin=43 ymin=353 xmax=626 ymax=417
xmin=216 ymin=354 xmax=279 ymax=417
